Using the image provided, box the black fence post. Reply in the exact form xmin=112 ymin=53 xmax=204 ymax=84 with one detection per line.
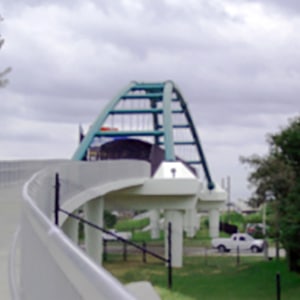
xmin=54 ymin=173 xmax=60 ymax=226
xmin=168 ymin=222 xmax=172 ymax=289
xmin=276 ymin=272 xmax=281 ymax=300
xmin=142 ymin=241 xmax=147 ymax=263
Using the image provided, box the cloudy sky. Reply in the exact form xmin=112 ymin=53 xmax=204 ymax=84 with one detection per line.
xmin=0 ymin=0 xmax=299 ymax=202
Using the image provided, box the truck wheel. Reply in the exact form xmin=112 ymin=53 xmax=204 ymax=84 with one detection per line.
xmin=251 ymin=246 xmax=259 ymax=253
xmin=218 ymin=245 xmax=226 ymax=253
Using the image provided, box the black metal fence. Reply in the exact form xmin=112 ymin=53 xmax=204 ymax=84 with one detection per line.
xmin=54 ymin=173 xmax=173 ymax=288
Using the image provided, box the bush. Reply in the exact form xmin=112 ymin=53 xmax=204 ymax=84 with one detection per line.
xmin=104 ymin=210 xmax=117 ymax=228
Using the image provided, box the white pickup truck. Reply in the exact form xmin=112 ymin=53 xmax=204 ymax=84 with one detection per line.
xmin=211 ymin=233 xmax=265 ymax=253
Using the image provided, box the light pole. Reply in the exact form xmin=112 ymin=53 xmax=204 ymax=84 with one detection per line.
xmin=263 ymin=191 xmax=275 ymax=260
xmin=263 ymin=201 xmax=268 ymax=260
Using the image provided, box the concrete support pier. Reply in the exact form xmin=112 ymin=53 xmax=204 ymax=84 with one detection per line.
xmin=209 ymin=208 xmax=219 ymax=238
xmin=150 ymin=209 xmax=160 ymax=239
xmin=84 ymin=198 xmax=104 ymax=264
xmin=184 ymin=209 xmax=198 ymax=238
xmin=164 ymin=210 xmax=183 ymax=268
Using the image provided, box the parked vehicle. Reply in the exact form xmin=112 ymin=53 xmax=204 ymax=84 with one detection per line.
xmin=246 ymin=223 xmax=266 ymax=238
xmin=211 ymin=233 xmax=265 ymax=253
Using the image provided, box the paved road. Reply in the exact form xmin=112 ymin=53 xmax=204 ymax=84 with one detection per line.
xmin=101 ymin=241 xmax=286 ymax=259
xmin=184 ymin=246 xmax=285 ymax=257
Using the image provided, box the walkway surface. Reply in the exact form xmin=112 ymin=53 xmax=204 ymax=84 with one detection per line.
xmin=0 ymin=185 xmax=22 ymax=300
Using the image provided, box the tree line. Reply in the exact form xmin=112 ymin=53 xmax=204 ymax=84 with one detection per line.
xmin=241 ymin=116 xmax=300 ymax=272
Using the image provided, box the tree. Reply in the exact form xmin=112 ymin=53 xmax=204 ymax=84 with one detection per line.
xmin=0 ymin=14 xmax=11 ymax=87
xmin=104 ymin=210 xmax=117 ymax=228
xmin=241 ymin=116 xmax=300 ymax=272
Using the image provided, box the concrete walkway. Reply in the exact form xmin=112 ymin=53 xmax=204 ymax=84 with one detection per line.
xmin=0 ymin=185 xmax=22 ymax=300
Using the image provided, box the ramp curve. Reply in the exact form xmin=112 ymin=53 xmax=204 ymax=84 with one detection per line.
xmin=12 ymin=160 xmax=150 ymax=300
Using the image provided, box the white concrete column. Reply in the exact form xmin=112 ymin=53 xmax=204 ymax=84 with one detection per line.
xmin=184 ymin=209 xmax=197 ymax=238
xmin=150 ymin=209 xmax=160 ymax=239
xmin=84 ymin=197 xmax=104 ymax=264
xmin=209 ymin=209 xmax=220 ymax=238
xmin=164 ymin=210 xmax=184 ymax=268
xmin=62 ymin=216 xmax=79 ymax=245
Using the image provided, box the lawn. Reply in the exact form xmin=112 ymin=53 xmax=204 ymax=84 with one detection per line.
xmin=104 ymin=255 xmax=300 ymax=300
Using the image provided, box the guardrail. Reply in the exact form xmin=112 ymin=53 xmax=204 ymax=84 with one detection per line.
xmin=54 ymin=172 xmax=173 ymax=289
xmin=14 ymin=160 xmax=151 ymax=300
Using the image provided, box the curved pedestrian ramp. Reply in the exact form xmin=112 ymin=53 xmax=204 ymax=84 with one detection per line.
xmin=14 ymin=160 xmax=156 ymax=299
xmin=3 ymin=81 xmax=226 ymax=299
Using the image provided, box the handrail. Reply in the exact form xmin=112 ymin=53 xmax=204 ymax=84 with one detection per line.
xmin=54 ymin=171 xmax=172 ymax=288
xmin=23 ymin=173 xmax=137 ymax=299
xmin=59 ymin=207 xmax=173 ymax=289
xmin=16 ymin=160 xmax=151 ymax=300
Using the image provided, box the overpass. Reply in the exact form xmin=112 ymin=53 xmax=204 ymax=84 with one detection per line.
xmin=2 ymin=81 xmax=226 ymax=299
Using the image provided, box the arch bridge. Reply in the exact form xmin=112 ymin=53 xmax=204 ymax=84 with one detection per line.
xmin=6 ymin=81 xmax=226 ymax=299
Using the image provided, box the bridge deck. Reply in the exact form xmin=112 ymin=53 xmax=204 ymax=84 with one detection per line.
xmin=0 ymin=185 xmax=22 ymax=300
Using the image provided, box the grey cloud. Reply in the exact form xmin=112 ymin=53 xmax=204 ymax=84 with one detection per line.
xmin=1 ymin=0 xmax=299 ymax=200
xmin=234 ymin=0 xmax=300 ymax=15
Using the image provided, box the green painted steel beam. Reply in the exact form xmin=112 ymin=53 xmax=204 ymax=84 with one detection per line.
xmin=173 ymin=83 xmax=215 ymax=189
xmin=172 ymin=124 xmax=189 ymax=128
xmin=110 ymin=108 xmax=183 ymax=115
xmin=94 ymin=130 xmax=164 ymax=137
xmin=152 ymin=97 xmax=178 ymax=102
xmin=111 ymin=108 xmax=163 ymax=114
xmin=172 ymin=109 xmax=184 ymax=114
xmin=157 ymin=124 xmax=189 ymax=129
xmin=121 ymin=93 xmax=163 ymax=99
xmin=151 ymin=99 xmax=160 ymax=146
xmin=131 ymin=83 xmax=164 ymax=90
xmin=162 ymin=81 xmax=175 ymax=161
xmin=72 ymin=82 xmax=136 ymax=160
xmin=173 ymin=141 xmax=195 ymax=145
xmin=72 ymin=80 xmax=215 ymax=190
xmin=186 ymin=160 xmax=202 ymax=165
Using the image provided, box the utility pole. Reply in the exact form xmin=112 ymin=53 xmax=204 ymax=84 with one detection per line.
xmin=227 ymin=176 xmax=231 ymax=215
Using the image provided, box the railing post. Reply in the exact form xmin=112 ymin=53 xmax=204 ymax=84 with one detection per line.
xmin=276 ymin=272 xmax=281 ymax=300
xmin=168 ymin=222 xmax=172 ymax=289
xmin=54 ymin=173 xmax=60 ymax=226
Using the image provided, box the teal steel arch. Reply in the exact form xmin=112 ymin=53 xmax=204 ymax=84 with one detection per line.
xmin=72 ymin=81 xmax=214 ymax=189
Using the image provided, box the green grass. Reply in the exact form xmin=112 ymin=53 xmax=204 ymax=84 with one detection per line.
xmin=115 ymin=217 xmax=150 ymax=232
xmin=104 ymin=255 xmax=300 ymax=300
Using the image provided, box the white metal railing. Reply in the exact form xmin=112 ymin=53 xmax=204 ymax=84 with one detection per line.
xmin=10 ymin=160 xmax=150 ymax=300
